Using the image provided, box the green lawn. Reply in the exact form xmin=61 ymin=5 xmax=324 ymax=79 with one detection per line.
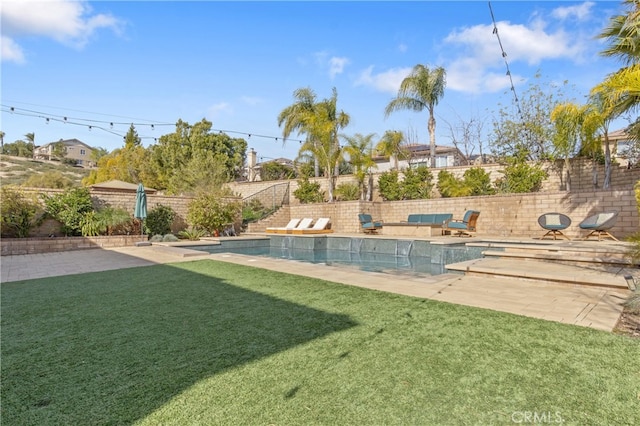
xmin=2 ymin=259 xmax=639 ymax=425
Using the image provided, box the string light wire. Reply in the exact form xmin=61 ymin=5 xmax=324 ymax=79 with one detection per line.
xmin=1 ymin=104 xmax=305 ymax=144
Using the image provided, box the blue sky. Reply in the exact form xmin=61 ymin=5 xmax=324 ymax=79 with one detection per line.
xmin=1 ymin=0 xmax=629 ymax=162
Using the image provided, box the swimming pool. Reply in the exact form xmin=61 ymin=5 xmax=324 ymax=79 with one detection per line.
xmin=190 ymin=236 xmax=485 ymax=277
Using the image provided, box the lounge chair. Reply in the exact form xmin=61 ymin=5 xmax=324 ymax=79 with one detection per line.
xmin=358 ymin=213 xmax=383 ymax=234
xmin=579 ymin=211 xmax=619 ymax=241
xmin=292 ymin=217 xmax=333 ymax=234
xmin=265 ymin=218 xmax=301 ymax=234
xmin=444 ymin=210 xmax=480 ymax=237
xmin=538 ymin=213 xmax=571 ymax=240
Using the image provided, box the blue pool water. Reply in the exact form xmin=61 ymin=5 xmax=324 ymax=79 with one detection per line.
xmin=190 ymin=236 xmax=484 ymax=277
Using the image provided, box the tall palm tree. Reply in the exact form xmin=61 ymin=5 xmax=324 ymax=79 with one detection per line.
xmin=384 ymin=64 xmax=446 ymax=168
xmin=376 ymin=130 xmax=408 ymax=170
xmin=342 ymin=133 xmax=377 ymax=200
xmin=278 ymin=87 xmax=321 ymax=177
xmin=551 ymin=102 xmax=588 ymax=191
xmin=24 ymin=132 xmax=35 ymax=158
xmin=593 ymin=0 xmax=640 ymax=172
xmin=281 ymin=87 xmax=350 ymax=202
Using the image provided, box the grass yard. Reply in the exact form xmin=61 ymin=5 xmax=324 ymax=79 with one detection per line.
xmin=2 ymin=259 xmax=639 ymax=425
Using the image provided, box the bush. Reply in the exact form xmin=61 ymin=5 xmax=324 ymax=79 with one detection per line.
xmin=179 ymin=228 xmax=206 ymax=241
xmin=401 ymin=166 xmax=433 ymax=200
xmin=187 ymin=194 xmax=240 ymax=235
xmin=149 ymin=234 xmax=164 ymax=242
xmin=378 ymin=170 xmax=402 ymax=201
xmin=42 ymin=187 xmax=94 ymax=236
xmin=162 ymin=234 xmax=179 ymax=242
xmin=261 ymin=161 xmax=296 ymax=181
xmin=437 ymin=168 xmax=495 ymax=198
xmin=0 ymin=186 xmax=42 ymax=238
xmin=80 ymin=207 xmax=132 ymax=236
xmin=23 ymin=171 xmax=74 ymax=189
xmin=293 ymin=177 xmax=324 ymax=203
xmin=334 ymin=182 xmax=360 ymax=201
xmin=145 ymin=204 xmax=176 ymax=236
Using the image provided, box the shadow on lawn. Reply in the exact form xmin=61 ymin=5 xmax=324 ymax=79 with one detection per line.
xmin=0 ymin=262 xmax=358 ymax=424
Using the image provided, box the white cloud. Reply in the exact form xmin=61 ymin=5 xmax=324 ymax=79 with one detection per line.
xmin=552 ymin=1 xmax=594 ymax=21
xmin=1 ymin=0 xmax=123 ymax=63
xmin=442 ymin=18 xmax=586 ymax=94
xmin=207 ymin=103 xmax=232 ymax=118
xmin=329 ymin=56 xmax=349 ymax=78
xmin=1 ymin=35 xmax=25 ymax=64
xmin=355 ymin=65 xmax=411 ymax=94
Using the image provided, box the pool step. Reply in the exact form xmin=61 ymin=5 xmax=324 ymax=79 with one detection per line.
xmin=150 ymin=244 xmax=211 ymax=258
xmin=445 ymin=258 xmax=631 ymax=289
xmin=481 ymin=249 xmax=632 ymax=266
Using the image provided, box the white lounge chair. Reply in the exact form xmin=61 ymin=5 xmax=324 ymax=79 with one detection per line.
xmin=265 ymin=218 xmax=301 ymax=234
xmin=291 ymin=217 xmax=332 ymax=234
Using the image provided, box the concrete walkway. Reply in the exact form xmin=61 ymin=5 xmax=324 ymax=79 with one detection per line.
xmin=1 ymin=244 xmax=630 ymax=332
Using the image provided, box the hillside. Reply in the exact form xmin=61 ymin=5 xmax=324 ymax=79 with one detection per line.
xmin=0 ymin=155 xmax=91 ymax=187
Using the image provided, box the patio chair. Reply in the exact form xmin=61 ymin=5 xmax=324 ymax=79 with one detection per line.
xmin=358 ymin=213 xmax=383 ymax=234
xmin=444 ymin=210 xmax=480 ymax=237
xmin=579 ymin=211 xmax=619 ymax=241
xmin=265 ymin=218 xmax=301 ymax=234
xmin=292 ymin=217 xmax=333 ymax=234
xmin=538 ymin=213 xmax=571 ymax=240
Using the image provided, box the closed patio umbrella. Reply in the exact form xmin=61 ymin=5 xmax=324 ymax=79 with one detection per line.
xmin=134 ymin=183 xmax=147 ymax=236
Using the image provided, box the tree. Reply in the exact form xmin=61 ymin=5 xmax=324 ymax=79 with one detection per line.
xmin=384 ymin=64 xmax=446 ymax=168
xmin=0 ymin=186 xmax=42 ymax=238
xmin=593 ymin=0 xmax=640 ymax=171
xmin=148 ymin=119 xmax=247 ymax=194
xmin=278 ymin=87 xmax=322 ymax=177
xmin=442 ymin=112 xmax=486 ymax=165
xmin=490 ymin=73 xmax=573 ymax=161
xmin=280 ymin=87 xmax=350 ymax=202
xmin=342 ymin=133 xmax=377 ymax=201
xmin=375 ymin=130 xmax=408 ymax=171
xmin=551 ymin=102 xmax=588 ymax=191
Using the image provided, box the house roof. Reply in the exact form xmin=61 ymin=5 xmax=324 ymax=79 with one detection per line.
xmin=37 ymin=138 xmax=95 ymax=150
xmin=90 ymin=180 xmax=157 ymax=194
xmin=607 ymin=129 xmax=629 ymax=141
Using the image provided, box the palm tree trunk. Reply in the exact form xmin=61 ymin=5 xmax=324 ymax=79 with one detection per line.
xmin=603 ymin=135 xmax=612 ymax=189
xmin=428 ymin=113 xmax=436 ymax=168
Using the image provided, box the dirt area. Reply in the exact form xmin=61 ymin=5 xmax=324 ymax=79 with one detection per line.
xmin=614 ymin=307 xmax=640 ymax=338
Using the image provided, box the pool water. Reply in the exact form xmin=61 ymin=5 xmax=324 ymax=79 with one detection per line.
xmin=189 ymin=235 xmax=487 ymax=277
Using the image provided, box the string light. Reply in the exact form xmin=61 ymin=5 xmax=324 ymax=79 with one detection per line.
xmin=488 ymin=1 xmax=522 ymax=119
xmin=1 ymin=104 xmax=305 ymax=144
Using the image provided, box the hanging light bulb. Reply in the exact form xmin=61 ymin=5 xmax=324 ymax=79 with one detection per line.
xmin=151 ymin=124 xmax=155 ymax=131
xmin=46 ymin=118 xmax=50 ymax=124
xmin=88 ymin=126 xmax=92 ymax=131
xmin=110 ymin=122 xmax=114 ymax=129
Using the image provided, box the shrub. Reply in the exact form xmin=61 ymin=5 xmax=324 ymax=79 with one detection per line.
xmin=42 ymin=187 xmax=94 ymax=236
xmin=261 ymin=161 xmax=296 ymax=181
xmin=179 ymin=228 xmax=206 ymax=241
xmin=401 ymin=166 xmax=433 ymax=200
xmin=293 ymin=177 xmax=324 ymax=203
xmin=187 ymin=194 xmax=241 ymax=235
xmin=145 ymin=204 xmax=176 ymax=236
xmin=149 ymin=234 xmax=164 ymax=242
xmin=378 ymin=170 xmax=402 ymax=201
xmin=80 ymin=207 xmax=132 ymax=236
xmin=438 ymin=168 xmax=495 ymax=198
xmin=0 ymin=186 xmax=42 ymax=238
xmin=23 ymin=171 xmax=74 ymax=189
xmin=334 ymin=182 xmax=360 ymax=201
xmin=162 ymin=234 xmax=179 ymax=242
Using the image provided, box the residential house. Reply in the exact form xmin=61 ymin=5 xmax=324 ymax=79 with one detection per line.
xmin=33 ymin=138 xmax=95 ymax=167
xmin=604 ymin=129 xmax=634 ymax=167
xmin=373 ymin=144 xmax=466 ymax=172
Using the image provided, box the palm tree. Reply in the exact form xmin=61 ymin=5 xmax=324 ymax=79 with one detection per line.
xmin=598 ymin=0 xmax=640 ymax=65
xmin=551 ymin=102 xmax=588 ymax=191
xmin=278 ymin=87 xmax=321 ymax=177
xmin=593 ymin=0 xmax=640 ymax=173
xmin=0 ymin=131 xmax=5 ymax=154
xmin=24 ymin=132 xmax=35 ymax=158
xmin=376 ymin=130 xmax=408 ymax=170
xmin=384 ymin=65 xmax=446 ymax=168
xmin=342 ymin=133 xmax=377 ymax=200
xmin=281 ymin=87 xmax=350 ymax=202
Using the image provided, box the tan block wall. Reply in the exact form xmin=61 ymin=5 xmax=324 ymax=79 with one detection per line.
xmin=273 ymin=190 xmax=638 ymax=239
xmin=1 ymin=235 xmax=147 ymax=256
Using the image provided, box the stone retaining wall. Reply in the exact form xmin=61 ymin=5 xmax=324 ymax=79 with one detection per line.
xmin=1 ymin=235 xmax=147 ymax=256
